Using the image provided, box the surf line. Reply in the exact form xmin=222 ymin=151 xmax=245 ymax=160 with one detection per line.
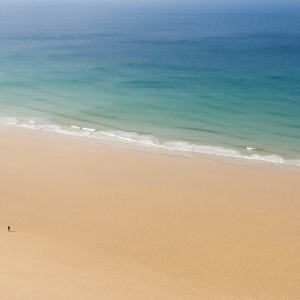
xmin=82 ymin=127 xmax=96 ymax=132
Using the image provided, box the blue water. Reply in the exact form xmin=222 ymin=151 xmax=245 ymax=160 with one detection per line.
xmin=0 ymin=2 xmax=300 ymax=166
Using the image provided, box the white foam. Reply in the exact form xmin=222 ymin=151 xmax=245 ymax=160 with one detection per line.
xmin=0 ymin=117 xmax=18 ymax=125
xmin=101 ymin=132 xmax=116 ymax=137
xmin=0 ymin=116 xmax=299 ymax=168
xmin=287 ymin=159 xmax=300 ymax=167
xmin=54 ymin=129 xmax=81 ymax=136
xmin=248 ymin=154 xmax=285 ymax=164
xmin=83 ymin=127 xmax=96 ymax=131
xmin=18 ymin=124 xmax=36 ymax=129
xmin=88 ymin=131 xmax=300 ymax=167
xmin=164 ymin=141 xmax=240 ymax=157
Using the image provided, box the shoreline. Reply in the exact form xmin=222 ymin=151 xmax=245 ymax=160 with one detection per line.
xmin=1 ymin=126 xmax=300 ymax=299
xmin=1 ymin=117 xmax=300 ymax=172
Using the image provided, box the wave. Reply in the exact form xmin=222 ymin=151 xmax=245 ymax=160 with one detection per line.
xmin=1 ymin=116 xmax=300 ymax=167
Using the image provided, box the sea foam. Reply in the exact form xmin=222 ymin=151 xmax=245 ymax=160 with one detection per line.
xmin=1 ymin=116 xmax=299 ymax=167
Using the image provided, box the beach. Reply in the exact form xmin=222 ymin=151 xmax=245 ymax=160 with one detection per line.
xmin=0 ymin=2 xmax=299 ymax=299
xmin=0 ymin=126 xmax=299 ymax=299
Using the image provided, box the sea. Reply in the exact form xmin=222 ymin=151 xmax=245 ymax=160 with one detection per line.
xmin=0 ymin=1 xmax=299 ymax=167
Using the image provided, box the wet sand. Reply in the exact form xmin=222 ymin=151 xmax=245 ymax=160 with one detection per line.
xmin=0 ymin=127 xmax=299 ymax=299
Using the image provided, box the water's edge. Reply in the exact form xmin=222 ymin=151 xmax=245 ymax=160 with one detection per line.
xmin=2 ymin=116 xmax=299 ymax=170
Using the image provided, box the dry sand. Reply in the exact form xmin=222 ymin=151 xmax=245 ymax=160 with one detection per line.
xmin=0 ymin=127 xmax=299 ymax=299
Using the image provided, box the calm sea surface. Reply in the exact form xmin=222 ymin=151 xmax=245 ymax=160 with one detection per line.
xmin=0 ymin=2 xmax=299 ymax=166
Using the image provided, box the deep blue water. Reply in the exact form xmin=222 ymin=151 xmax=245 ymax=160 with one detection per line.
xmin=0 ymin=2 xmax=299 ymax=165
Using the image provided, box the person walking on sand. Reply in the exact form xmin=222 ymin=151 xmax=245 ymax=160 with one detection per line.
xmin=8 ymin=226 xmax=10 ymax=232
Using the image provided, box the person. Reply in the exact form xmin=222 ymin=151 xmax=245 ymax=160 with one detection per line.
xmin=8 ymin=226 xmax=10 ymax=232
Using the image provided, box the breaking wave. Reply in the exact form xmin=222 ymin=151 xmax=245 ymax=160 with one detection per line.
xmin=1 ymin=116 xmax=299 ymax=167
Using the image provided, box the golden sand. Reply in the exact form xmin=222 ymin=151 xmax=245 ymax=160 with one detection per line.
xmin=0 ymin=127 xmax=299 ymax=299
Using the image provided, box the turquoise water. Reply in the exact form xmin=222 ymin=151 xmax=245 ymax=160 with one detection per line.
xmin=0 ymin=2 xmax=300 ymax=166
